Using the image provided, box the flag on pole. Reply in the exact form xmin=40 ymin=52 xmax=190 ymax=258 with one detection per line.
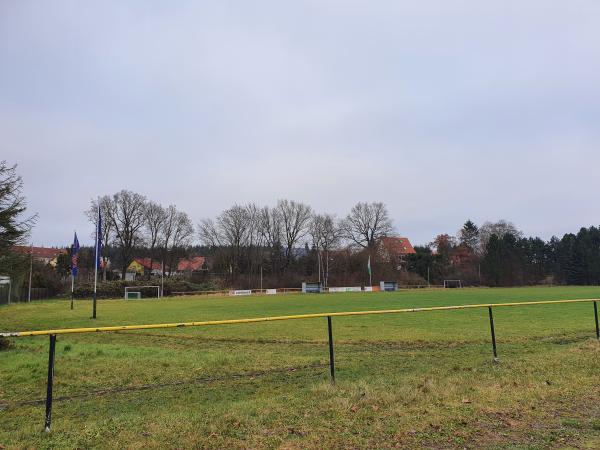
xmin=367 ymin=255 xmax=372 ymax=276
xmin=71 ymin=232 xmax=80 ymax=277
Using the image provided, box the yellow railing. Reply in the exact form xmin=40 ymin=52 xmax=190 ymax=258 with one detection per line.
xmin=2 ymin=298 xmax=598 ymax=338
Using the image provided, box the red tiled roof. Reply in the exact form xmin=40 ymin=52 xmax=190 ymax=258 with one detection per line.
xmin=380 ymin=237 xmax=416 ymax=255
xmin=133 ymin=258 xmax=162 ymax=271
xmin=13 ymin=246 xmax=67 ymax=259
xmin=177 ymin=256 xmax=206 ymax=272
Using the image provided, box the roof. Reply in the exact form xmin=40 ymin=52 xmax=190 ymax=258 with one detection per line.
xmin=177 ymin=256 xmax=206 ymax=272
xmin=13 ymin=246 xmax=67 ymax=260
xmin=132 ymin=258 xmax=162 ymax=271
xmin=380 ymin=237 xmax=416 ymax=255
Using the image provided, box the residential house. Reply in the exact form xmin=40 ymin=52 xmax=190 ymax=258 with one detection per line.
xmin=12 ymin=246 xmax=67 ymax=268
xmin=378 ymin=237 xmax=416 ymax=270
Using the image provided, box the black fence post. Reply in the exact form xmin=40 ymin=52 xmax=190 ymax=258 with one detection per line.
xmin=488 ymin=307 xmax=499 ymax=362
xmin=327 ymin=316 xmax=335 ymax=383
xmin=44 ymin=334 xmax=57 ymax=432
xmin=594 ymin=301 xmax=599 ymax=341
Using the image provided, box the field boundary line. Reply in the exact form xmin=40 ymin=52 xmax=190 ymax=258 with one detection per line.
xmin=2 ymin=298 xmax=598 ymax=338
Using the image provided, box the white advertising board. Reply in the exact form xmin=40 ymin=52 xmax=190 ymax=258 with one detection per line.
xmin=230 ymin=290 xmax=252 ymax=296
xmin=266 ymin=289 xmax=277 ymax=295
xmin=328 ymin=286 xmax=362 ymax=293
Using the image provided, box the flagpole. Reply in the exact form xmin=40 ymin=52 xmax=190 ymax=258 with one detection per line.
xmin=70 ymin=231 xmax=74 ymax=310
xmin=92 ymin=202 xmax=99 ymax=319
xmin=70 ymin=273 xmax=74 ymax=310
xmin=28 ymin=243 xmax=33 ymax=302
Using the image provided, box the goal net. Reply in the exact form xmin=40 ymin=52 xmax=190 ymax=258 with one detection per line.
xmin=443 ymin=280 xmax=463 ymax=289
xmin=124 ymin=285 xmax=161 ymax=300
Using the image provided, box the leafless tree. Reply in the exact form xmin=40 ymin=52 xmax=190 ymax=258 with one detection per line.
xmin=276 ymin=199 xmax=312 ymax=265
xmin=258 ymin=206 xmax=283 ymax=274
xmin=102 ymin=190 xmax=147 ymax=278
xmin=144 ymin=201 xmax=166 ymax=279
xmin=162 ymin=205 xmax=194 ymax=276
xmin=310 ymin=213 xmax=341 ymax=286
xmin=478 ymin=220 xmax=522 ymax=254
xmin=86 ymin=195 xmax=116 ymax=281
xmin=341 ymin=201 xmax=393 ymax=249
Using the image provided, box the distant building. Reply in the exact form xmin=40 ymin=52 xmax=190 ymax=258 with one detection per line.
xmin=126 ymin=256 xmax=208 ymax=279
xmin=12 ymin=246 xmax=67 ymax=267
xmin=378 ymin=237 xmax=416 ymax=270
xmin=175 ymin=256 xmax=207 ymax=275
xmin=127 ymin=258 xmax=163 ymax=278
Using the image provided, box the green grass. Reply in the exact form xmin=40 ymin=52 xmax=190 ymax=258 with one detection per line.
xmin=1 ymin=286 xmax=599 ymax=449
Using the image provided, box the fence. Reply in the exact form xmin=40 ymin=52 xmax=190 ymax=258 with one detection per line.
xmin=1 ymin=298 xmax=599 ymax=432
xmin=0 ymin=287 xmax=53 ymax=305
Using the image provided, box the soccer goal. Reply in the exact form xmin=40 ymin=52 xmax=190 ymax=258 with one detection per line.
xmin=443 ymin=280 xmax=463 ymax=289
xmin=124 ymin=286 xmax=161 ymax=300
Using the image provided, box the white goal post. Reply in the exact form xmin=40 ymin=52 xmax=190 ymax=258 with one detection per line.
xmin=443 ymin=280 xmax=463 ymax=289
xmin=124 ymin=285 xmax=162 ymax=299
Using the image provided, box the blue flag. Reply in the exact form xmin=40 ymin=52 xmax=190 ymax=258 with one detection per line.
xmin=71 ymin=232 xmax=80 ymax=277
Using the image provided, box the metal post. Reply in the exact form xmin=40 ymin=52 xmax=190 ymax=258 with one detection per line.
xmin=488 ymin=307 xmax=498 ymax=362
xmin=28 ymin=243 xmax=33 ymax=302
xmin=327 ymin=316 xmax=335 ymax=383
xmin=44 ymin=334 xmax=57 ymax=432
xmin=594 ymin=301 xmax=599 ymax=341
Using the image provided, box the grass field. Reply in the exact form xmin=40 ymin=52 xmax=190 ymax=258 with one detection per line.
xmin=1 ymin=286 xmax=600 ymax=449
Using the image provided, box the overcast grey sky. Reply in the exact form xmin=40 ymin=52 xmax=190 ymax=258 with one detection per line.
xmin=1 ymin=1 xmax=599 ymax=247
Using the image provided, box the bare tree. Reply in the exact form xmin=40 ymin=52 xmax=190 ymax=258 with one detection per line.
xmin=86 ymin=195 xmax=114 ymax=281
xmin=341 ymin=201 xmax=393 ymax=248
xmin=310 ymin=213 xmax=341 ymax=252
xmin=144 ymin=201 xmax=166 ymax=279
xmin=258 ymin=206 xmax=283 ymax=275
xmin=276 ymin=199 xmax=312 ymax=266
xmin=103 ymin=190 xmax=147 ymax=278
xmin=478 ymin=220 xmax=522 ymax=254
xmin=310 ymin=213 xmax=341 ymax=286
xmin=162 ymin=205 xmax=194 ymax=276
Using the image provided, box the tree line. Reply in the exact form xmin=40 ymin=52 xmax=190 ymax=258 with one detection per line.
xmin=2 ymin=160 xmax=600 ymax=293
xmin=408 ymin=220 xmax=600 ymax=286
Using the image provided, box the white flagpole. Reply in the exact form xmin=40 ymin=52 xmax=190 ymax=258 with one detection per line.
xmin=92 ymin=201 xmax=99 ymax=319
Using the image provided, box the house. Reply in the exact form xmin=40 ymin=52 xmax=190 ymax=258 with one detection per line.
xmin=176 ymin=256 xmax=207 ymax=275
xmin=127 ymin=258 xmax=163 ymax=278
xmin=12 ymin=246 xmax=67 ymax=267
xmin=378 ymin=237 xmax=416 ymax=270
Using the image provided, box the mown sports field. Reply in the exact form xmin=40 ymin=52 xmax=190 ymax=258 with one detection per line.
xmin=1 ymin=286 xmax=599 ymax=449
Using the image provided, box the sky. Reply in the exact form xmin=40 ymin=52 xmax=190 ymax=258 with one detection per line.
xmin=1 ymin=1 xmax=600 ymax=247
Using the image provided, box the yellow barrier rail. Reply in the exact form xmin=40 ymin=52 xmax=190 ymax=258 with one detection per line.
xmin=1 ymin=298 xmax=598 ymax=338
